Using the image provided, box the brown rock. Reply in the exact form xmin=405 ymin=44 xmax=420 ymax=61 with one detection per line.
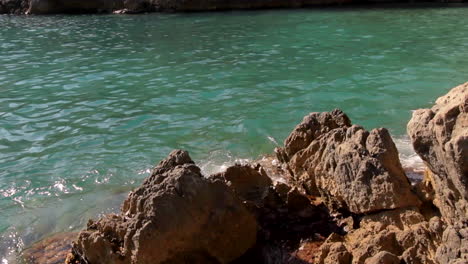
xmin=69 ymin=150 xmax=257 ymax=264
xmin=408 ymin=83 xmax=468 ymax=263
xmin=21 ymin=232 xmax=77 ymax=264
xmin=408 ymin=82 xmax=468 ymax=225
xmin=277 ymin=109 xmax=351 ymax=162
xmin=211 ymin=164 xmax=272 ymax=206
xmin=281 ymin=110 xmax=420 ymax=214
xmin=317 ymin=208 xmax=442 ymax=264
xmin=364 ymin=251 xmax=399 ymax=264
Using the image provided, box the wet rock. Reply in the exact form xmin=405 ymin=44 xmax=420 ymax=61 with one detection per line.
xmin=68 ymin=150 xmax=257 ymax=264
xmin=279 ymin=110 xmax=420 ymax=214
xmin=21 ymin=232 xmax=77 ymax=264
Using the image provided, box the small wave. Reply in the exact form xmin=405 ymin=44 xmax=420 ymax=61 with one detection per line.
xmin=197 ymin=150 xmax=251 ymax=176
xmin=393 ymin=135 xmax=425 ymax=182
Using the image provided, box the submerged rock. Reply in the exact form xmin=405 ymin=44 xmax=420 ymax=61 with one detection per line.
xmin=21 ymin=232 xmax=77 ymax=264
xmin=68 ymin=150 xmax=257 ymax=264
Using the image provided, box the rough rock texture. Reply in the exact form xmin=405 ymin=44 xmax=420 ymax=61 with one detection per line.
xmin=408 ymin=82 xmax=468 ymax=224
xmin=68 ymin=150 xmax=257 ymax=264
xmin=408 ymin=82 xmax=468 ymax=263
xmin=277 ymin=109 xmax=420 ymax=214
xmin=211 ymin=164 xmax=272 ymax=206
xmin=317 ymin=208 xmax=444 ymax=264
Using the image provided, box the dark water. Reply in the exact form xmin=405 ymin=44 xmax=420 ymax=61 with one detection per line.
xmin=1 ymin=7 xmax=468 ymax=261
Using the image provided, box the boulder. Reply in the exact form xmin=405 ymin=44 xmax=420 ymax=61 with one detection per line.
xmin=408 ymin=82 xmax=468 ymax=264
xmin=68 ymin=150 xmax=257 ymax=264
xmin=211 ymin=164 xmax=272 ymax=206
xmin=408 ymin=82 xmax=468 ymax=225
xmin=278 ymin=110 xmax=420 ymax=214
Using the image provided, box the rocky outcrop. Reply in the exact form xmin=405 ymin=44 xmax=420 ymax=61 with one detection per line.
xmin=56 ymin=84 xmax=467 ymax=264
xmin=408 ymin=82 xmax=467 ymax=225
xmin=27 ymin=0 xmax=123 ymax=14
xmin=317 ymin=208 xmax=444 ymax=264
xmin=0 ymin=0 xmax=28 ymax=14
xmin=68 ymin=150 xmax=257 ymax=264
xmin=2 ymin=0 xmax=468 ymax=14
xmin=277 ymin=109 xmax=420 ymax=215
xmin=408 ymin=82 xmax=468 ymax=264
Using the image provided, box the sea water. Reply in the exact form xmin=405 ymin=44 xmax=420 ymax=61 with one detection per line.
xmin=1 ymin=7 xmax=468 ymax=260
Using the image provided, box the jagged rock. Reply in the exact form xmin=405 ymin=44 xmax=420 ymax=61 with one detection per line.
xmin=435 ymin=225 xmax=468 ymax=264
xmin=68 ymin=150 xmax=257 ymax=264
xmin=211 ymin=164 xmax=272 ymax=206
xmin=279 ymin=109 xmax=420 ymax=214
xmin=364 ymin=251 xmax=399 ymax=264
xmin=408 ymin=82 xmax=468 ymax=225
xmin=276 ymin=109 xmax=351 ymax=163
xmin=408 ymin=83 xmax=468 ymax=263
xmin=317 ymin=208 xmax=443 ymax=264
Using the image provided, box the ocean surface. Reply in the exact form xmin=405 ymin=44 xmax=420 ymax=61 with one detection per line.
xmin=1 ymin=7 xmax=468 ymax=261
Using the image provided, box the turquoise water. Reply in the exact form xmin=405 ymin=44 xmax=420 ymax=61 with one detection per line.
xmin=1 ymin=7 xmax=468 ymax=260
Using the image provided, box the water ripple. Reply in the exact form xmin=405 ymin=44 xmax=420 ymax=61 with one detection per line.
xmin=1 ymin=8 xmax=468 ymax=260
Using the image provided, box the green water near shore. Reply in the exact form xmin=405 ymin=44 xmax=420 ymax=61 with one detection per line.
xmin=1 ymin=7 xmax=468 ymax=260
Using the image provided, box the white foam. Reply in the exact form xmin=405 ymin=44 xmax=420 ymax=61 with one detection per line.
xmin=197 ymin=150 xmax=251 ymax=176
xmin=393 ymin=135 xmax=426 ymax=182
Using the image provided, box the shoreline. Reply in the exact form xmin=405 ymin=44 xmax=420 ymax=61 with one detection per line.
xmin=20 ymin=82 xmax=467 ymax=264
xmin=2 ymin=1 xmax=468 ymax=15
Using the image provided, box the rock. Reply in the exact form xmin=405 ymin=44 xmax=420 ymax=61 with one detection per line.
xmin=279 ymin=110 xmax=420 ymax=214
xmin=27 ymin=0 xmax=123 ymax=14
xmin=408 ymin=82 xmax=468 ymax=225
xmin=317 ymin=208 xmax=443 ymax=264
xmin=408 ymin=83 xmax=468 ymax=263
xmin=69 ymin=150 xmax=257 ymax=264
xmin=0 ymin=0 xmax=28 ymax=14
xmin=211 ymin=164 xmax=272 ymax=206
xmin=277 ymin=109 xmax=351 ymax=162
xmin=435 ymin=225 xmax=468 ymax=264
xmin=364 ymin=251 xmax=399 ymax=264
xmin=21 ymin=232 xmax=77 ymax=264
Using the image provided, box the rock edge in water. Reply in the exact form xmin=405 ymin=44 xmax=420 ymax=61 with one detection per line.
xmin=23 ymin=82 xmax=467 ymax=264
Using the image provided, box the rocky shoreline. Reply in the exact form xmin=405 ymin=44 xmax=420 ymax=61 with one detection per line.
xmin=0 ymin=0 xmax=467 ymax=15
xmin=22 ymin=83 xmax=467 ymax=263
